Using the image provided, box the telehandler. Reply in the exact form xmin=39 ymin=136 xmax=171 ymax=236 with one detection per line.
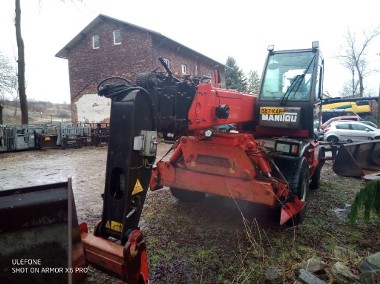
xmin=1 ymin=42 xmax=379 ymax=283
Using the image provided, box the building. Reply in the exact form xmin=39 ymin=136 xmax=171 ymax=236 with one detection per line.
xmin=56 ymin=14 xmax=225 ymax=123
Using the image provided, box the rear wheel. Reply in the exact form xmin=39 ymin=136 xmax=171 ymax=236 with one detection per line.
xmin=170 ymin=187 xmax=205 ymax=203
xmin=327 ymin=135 xmax=339 ymax=145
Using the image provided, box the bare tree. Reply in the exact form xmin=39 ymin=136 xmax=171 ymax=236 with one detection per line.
xmin=13 ymin=0 xmax=81 ymax=124
xmin=0 ymin=52 xmax=17 ymax=97
xmin=15 ymin=0 xmax=28 ymax=124
xmin=0 ymin=51 xmax=18 ymax=124
xmin=337 ymin=26 xmax=380 ymax=97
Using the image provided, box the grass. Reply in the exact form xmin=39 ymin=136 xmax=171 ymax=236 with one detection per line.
xmin=140 ymin=164 xmax=380 ymax=283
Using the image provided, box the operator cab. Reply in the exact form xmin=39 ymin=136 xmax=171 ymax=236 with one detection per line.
xmin=255 ymin=41 xmax=324 ymax=140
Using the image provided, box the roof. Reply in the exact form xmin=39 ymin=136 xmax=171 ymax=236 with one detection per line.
xmin=55 ymin=14 xmax=224 ymax=67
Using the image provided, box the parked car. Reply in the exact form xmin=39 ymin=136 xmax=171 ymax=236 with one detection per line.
xmin=360 ymin=120 xmax=378 ymax=129
xmin=321 ymin=115 xmax=361 ymax=130
xmin=324 ymin=121 xmax=380 ymax=144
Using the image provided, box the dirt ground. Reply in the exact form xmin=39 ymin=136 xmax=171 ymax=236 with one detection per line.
xmin=1 ymin=144 xmax=379 ymax=283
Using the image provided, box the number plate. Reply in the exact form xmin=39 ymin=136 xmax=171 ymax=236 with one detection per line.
xmin=260 ymin=107 xmax=285 ymax=115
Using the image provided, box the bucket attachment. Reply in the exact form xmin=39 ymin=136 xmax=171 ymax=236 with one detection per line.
xmin=333 ymin=141 xmax=380 ymax=178
xmin=0 ymin=179 xmax=86 ymax=284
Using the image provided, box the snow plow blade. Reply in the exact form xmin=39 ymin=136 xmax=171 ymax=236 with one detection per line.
xmin=333 ymin=141 xmax=380 ymax=179
xmin=0 ymin=179 xmax=86 ymax=283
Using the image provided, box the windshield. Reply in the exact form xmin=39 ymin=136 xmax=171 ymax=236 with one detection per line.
xmin=261 ymin=51 xmax=315 ymax=102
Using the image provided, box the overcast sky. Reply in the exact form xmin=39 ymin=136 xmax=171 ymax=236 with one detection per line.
xmin=1 ymin=0 xmax=380 ymax=103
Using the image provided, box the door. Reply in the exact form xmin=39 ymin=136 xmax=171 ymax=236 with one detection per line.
xmin=349 ymin=123 xmax=373 ymax=141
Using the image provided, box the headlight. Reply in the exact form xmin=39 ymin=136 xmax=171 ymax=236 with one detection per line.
xmin=274 ymin=139 xmax=301 ymax=156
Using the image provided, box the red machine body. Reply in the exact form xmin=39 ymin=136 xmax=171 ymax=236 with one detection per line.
xmin=146 ymin=43 xmax=326 ymax=226
xmin=187 ymin=84 xmax=256 ymax=131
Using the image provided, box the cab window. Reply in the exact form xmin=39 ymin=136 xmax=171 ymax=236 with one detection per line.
xmin=261 ymin=51 xmax=315 ymax=101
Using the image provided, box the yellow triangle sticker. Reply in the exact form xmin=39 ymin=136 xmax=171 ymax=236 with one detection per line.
xmin=132 ymin=179 xmax=144 ymax=195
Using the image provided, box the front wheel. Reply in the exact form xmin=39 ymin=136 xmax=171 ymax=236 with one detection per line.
xmin=288 ymin=159 xmax=309 ymax=225
xmin=309 ymin=164 xmax=321 ymax=190
xmin=310 ymin=148 xmax=325 ymax=191
xmin=170 ymin=187 xmax=205 ymax=203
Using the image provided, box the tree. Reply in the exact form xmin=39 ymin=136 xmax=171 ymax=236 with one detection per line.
xmin=15 ymin=0 xmax=28 ymax=124
xmin=0 ymin=51 xmax=18 ymax=124
xmin=349 ymin=180 xmax=380 ymax=224
xmin=0 ymin=51 xmax=17 ymax=97
xmin=225 ymin=57 xmax=247 ymax=92
xmin=337 ymin=26 xmax=380 ymax=97
xmin=246 ymin=70 xmax=261 ymax=94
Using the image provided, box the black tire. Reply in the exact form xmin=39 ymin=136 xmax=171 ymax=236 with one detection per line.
xmin=170 ymin=187 xmax=205 ymax=203
xmin=287 ymin=159 xmax=309 ymax=225
xmin=327 ymin=135 xmax=339 ymax=145
xmin=93 ymin=220 xmax=102 ymax=237
xmin=309 ymin=147 xmax=324 ymax=191
xmin=309 ymin=164 xmax=321 ymax=190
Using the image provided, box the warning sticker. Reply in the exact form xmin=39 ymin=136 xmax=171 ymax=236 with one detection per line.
xmin=132 ymin=179 xmax=144 ymax=195
xmin=105 ymin=220 xmax=123 ymax=232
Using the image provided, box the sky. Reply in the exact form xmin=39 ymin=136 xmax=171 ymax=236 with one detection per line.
xmin=0 ymin=0 xmax=380 ymax=103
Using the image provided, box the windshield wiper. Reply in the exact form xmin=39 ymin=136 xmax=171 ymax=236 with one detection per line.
xmin=279 ymin=55 xmax=316 ymax=105
xmin=280 ymin=74 xmax=303 ymax=105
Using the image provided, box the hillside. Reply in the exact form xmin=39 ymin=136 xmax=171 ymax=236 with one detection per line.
xmin=1 ymin=100 xmax=71 ymax=125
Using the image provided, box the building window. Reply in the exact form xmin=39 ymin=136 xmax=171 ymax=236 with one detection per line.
xmin=92 ymin=35 xmax=99 ymax=49
xmin=113 ymin=30 xmax=121 ymax=45
xmin=181 ymin=64 xmax=187 ymax=74
xmin=162 ymin=58 xmax=170 ymax=68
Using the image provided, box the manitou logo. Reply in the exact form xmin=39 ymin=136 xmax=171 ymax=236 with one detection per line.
xmin=261 ymin=112 xmax=298 ymax=122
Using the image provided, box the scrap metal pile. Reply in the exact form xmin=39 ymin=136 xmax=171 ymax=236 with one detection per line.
xmin=0 ymin=122 xmax=109 ymax=152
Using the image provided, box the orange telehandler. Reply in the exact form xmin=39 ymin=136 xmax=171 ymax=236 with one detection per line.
xmin=1 ymin=42 xmax=379 ymax=283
